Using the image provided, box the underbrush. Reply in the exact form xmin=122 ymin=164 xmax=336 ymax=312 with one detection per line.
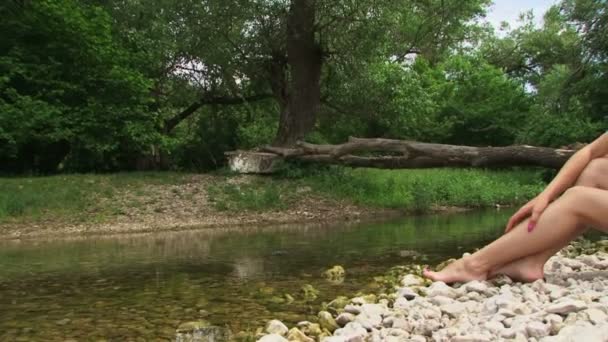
xmin=296 ymin=166 xmax=545 ymax=212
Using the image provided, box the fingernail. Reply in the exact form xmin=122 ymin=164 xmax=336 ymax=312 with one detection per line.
xmin=527 ymin=222 xmax=535 ymax=232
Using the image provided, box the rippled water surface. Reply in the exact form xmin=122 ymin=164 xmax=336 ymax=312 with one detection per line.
xmin=0 ymin=210 xmax=512 ymax=341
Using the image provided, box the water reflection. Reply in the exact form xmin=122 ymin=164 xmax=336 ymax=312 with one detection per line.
xmin=0 ymin=210 xmax=511 ymax=340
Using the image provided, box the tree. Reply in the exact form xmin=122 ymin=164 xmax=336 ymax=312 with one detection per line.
xmin=0 ymin=0 xmax=155 ymax=172
xmin=101 ymin=0 xmax=491 ymax=146
xmin=478 ymin=0 xmax=607 ymax=147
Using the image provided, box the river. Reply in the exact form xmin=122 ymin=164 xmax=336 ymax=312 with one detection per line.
xmin=0 ymin=210 xmax=511 ymax=341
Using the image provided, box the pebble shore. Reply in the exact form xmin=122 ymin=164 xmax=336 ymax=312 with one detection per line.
xmin=257 ymin=240 xmax=608 ymax=342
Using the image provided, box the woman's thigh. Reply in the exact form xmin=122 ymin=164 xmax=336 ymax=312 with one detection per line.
xmin=577 ymin=157 xmax=608 ymax=189
xmin=558 ymin=186 xmax=608 ymax=232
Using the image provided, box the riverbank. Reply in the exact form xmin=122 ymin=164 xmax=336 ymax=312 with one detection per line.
xmin=0 ymin=168 xmax=544 ymax=240
xmin=254 ymin=239 xmax=608 ymax=342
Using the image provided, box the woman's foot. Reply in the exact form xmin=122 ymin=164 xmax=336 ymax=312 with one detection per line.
xmin=489 ymin=256 xmax=545 ymax=283
xmin=423 ymin=256 xmax=488 ymax=283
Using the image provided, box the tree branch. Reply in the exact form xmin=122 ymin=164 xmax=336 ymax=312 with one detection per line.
xmin=164 ymin=94 xmax=273 ymax=133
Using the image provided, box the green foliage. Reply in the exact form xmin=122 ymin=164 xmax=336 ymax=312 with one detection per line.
xmin=2 ymin=0 xmax=607 ymax=174
xmin=0 ymin=0 xmax=156 ymax=173
xmin=435 ymin=55 xmax=533 ymax=146
xmin=304 ymin=167 xmax=544 ymax=212
xmin=320 ymin=61 xmax=451 ymax=142
xmin=481 ymin=0 xmax=608 ymax=145
xmin=169 ymin=108 xmax=240 ymax=171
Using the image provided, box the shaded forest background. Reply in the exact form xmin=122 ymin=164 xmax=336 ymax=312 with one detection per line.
xmin=1 ymin=0 xmax=606 ymax=174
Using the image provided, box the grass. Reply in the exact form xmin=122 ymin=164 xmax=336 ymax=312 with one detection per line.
xmin=0 ymin=172 xmax=187 ymax=223
xmin=296 ymin=166 xmax=545 ymax=212
xmin=0 ymin=167 xmax=546 ymax=224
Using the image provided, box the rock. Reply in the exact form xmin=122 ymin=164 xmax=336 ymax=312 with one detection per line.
xmin=397 ymin=287 xmax=417 ymax=300
xmin=323 ymin=266 xmax=346 ymax=284
xmin=351 ymin=295 xmax=376 ymax=305
xmin=408 ymin=335 xmax=426 ymax=342
xmin=344 ymin=304 xmax=361 ymax=315
xmin=546 ymin=300 xmax=588 ymax=314
xmin=287 ymin=328 xmax=314 ymax=342
xmin=484 ymin=321 xmax=504 ymax=334
xmin=562 ymin=258 xmax=585 ymax=270
xmin=354 ymin=304 xmax=385 ymax=331
xmin=383 ymin=315 xmax=410 ymax=331
xmin=491 ymin=274 xmax=514 ymax=286
xmin=333 ymin=322 xmax=368 ymax=342
xmin=428 ymin=295 xmax=454 ymax=306
xmin=500 ymin=328 xmax=516 ymax=339
xmin=301 ymin=284 xmax=320 ymax=302
xmin=440 ymin=302 xmax=467 ymax=318
xmin=257 ymin=334 xmax=288 ymax=342
xmin=401 ymin=274 xmax=425 ymax=287
xmin=580 ymin=255 xmax=608 ymax=269
xmin=176 ymin=322 xmax=230 ymax=342
xmin=319 ymin=311 xmax=340 ymax=333
xmin=227 ymin=151 xmax=281 ymax=174
xmin=297 ymin=322 xmax=323 ymax=337
xmin=284 ymin=294 xmax=295 ymax=304
xmin=464 ymin=280 xmax=489 ymax=294
xmin=497 ymin=308 xmax=516 ymax=318
xmin=426 ymin=281 xmax=458 ymax=299
xmin=176 ymin=321 xmax=210 ymax=333
xmin=584 ymin=308 xmax=608 ymax=325
xmin=415 ymin=319 xmax=441 ymax=336
xmin=544 ymin=313 xmax=564 ymax=335
xmin=513 ymin=332 xmax=527 ymax=342
xmin=265 ymin=320 xmax=288 ymax=336
xmin=513 ymin=303 xmax=532 ymax=315
xmin=321 ymin=337 xmax=347 ymax=342
xmin=392 ymin=297 xmax=410 ymax=310
xmin=526 ymin=321 xmax=550 ymax=338
xmin=336 ymin=313 xmax=356 ymax=327
xmin=451 ymin=334 xmax=492 ymax=342
xmin=544 ymin=322 xmax=608 ymax=342
xmin=328 ymin=296 xmax=350 ymax=311
xmin=385 ymin=328 xmax=409 ymax=338
xmin=294 ymin=242 xmax=608 ymax=342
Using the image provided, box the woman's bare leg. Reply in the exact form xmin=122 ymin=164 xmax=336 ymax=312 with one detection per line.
xmin=423 ymin=186 xmax=608 ymax=283
xmin=488 ymin=158 xmax=608 ymax=281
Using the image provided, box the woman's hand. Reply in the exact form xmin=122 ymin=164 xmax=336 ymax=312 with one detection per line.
xmin=505 ymin=195 xmax=550 ymax=233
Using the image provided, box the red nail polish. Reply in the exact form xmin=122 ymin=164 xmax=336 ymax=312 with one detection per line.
xmin=527 ymin=222 xmax=535 ymax=232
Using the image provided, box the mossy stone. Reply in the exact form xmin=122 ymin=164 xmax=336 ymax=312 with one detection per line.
xmin=176 ymin=320 xmax=210 ymax=333
xmin=318 ymin=311 xmax=339 ymax=333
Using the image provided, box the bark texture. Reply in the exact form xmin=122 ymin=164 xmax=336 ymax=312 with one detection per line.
xmin=255 ymin=137 xmax=576 ymax=170
xmin=274 ymin=0 xmax=322 ymax=146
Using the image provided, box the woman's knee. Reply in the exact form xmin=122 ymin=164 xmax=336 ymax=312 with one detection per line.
xmin=576 ymin=158 xmax=608 ymax=187
xmin=558 ymin=186 xmax=598 ymax=217
xmin=549 ymin=186 xmax=608 ymax=231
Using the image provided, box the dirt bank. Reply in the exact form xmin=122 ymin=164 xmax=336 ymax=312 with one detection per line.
xmin=0 ymin=174 xmax=405 ymax=240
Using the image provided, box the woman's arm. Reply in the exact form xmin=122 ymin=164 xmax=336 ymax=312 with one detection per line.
xmin=506 ymin=132 xmax=608 ymax=232
xmin=542 ymin=133 xmax=608 ymax=200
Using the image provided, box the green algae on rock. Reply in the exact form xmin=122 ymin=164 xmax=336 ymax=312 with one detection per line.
xmin=323 ymin=265 xmax=346 ymax=284
xmin=300 ymin=284 xmax=320 ymax=302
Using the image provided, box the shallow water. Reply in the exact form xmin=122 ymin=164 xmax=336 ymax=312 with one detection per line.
xmin=0 ymin=210 xmax=511 ymax=341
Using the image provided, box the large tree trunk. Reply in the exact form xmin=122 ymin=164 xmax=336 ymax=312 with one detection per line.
xmin=255 ymin=137 xmax=576 ymax=170
xmin=274 ymin=0 xmax=323 ymax=147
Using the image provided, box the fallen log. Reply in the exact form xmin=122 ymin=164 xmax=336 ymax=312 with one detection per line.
xmin=226 ymin=137 xmax=576 ymax=173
